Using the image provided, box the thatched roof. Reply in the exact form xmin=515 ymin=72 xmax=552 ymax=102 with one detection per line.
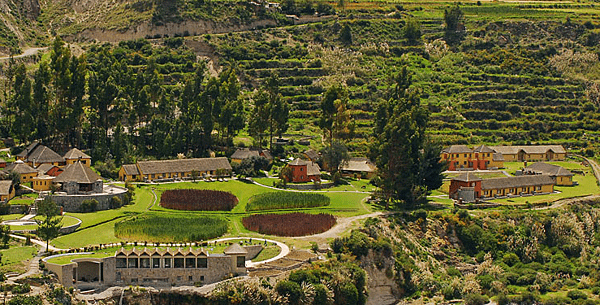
xmin=289 ymin=159 xmax=321 ymax=176
xmin=0 ymin=180 xmax=12 ymax=196
xmin=342 ymin=157 xmax=376 ymax=173
xmin=137 ymin=157 xmax=232 ymax=175
xmin=481 ymin=175 xmax=555 ymax=190
xmin=63 ymin=148 xmax=91 ymax=160
xmin=54 ymin=161 xmax=102 ymax=184
xmin=490 ymin=145 xmax=567 ymax=155
xmin=121 ymin=164 xmax=140 ymax=176
xmin=224 ymin=243 xmax=248 ymax=255
xmin=19 ymin=144 xmax=64 ymax=164
xmin=231 ymin=148 xmax=273 ymax=161
xmin=524 ymin=162 xmax=573 ymax=177
xmin=5 ymin=161 xmax=37 ymax=174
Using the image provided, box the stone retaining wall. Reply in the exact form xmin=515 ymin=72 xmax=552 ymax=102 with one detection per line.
xmin=52 ymin=187 xmax=128 ymax=212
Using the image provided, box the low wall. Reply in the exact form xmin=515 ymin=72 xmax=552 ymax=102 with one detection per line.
xmin=285 ymin=182 xmax=335 ymax=190
xmin=59 ymin=217 xmax=82 ymax=234
xmin=454 ymin=202 xmax=501 ymax=209
xmin=52 ymin=187 xmax=128 ymax=212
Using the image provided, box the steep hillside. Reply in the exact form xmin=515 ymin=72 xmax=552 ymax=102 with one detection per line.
xmin=0 ymin=0 xmax=44 ymax=54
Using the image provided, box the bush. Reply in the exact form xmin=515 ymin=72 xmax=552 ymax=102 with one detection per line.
xmin=110 ymin=196 xmax=122 ymax=209
xmin=275 ymin=280 xmax=303 ymax=303
xmin=160 ymin=190 xmax=238 ymax=211
xmin=567 ymin=290 xmax=588 ymax=300
xmin=246 ymin=192 xmax=330 ymax=211
xmin=503 ymin=253 xmax=520 ymax=266
xmin=242 ymin=213 xmax=335 ymax=236
xmin=79 ymin=199 xmax=99 ymax=213
xmin=464 ymin=293 xmax=489 ymax=305
xmin=11 ymin=283 xmax=30 ymax=294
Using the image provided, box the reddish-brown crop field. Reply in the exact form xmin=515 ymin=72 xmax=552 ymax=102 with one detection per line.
xmin=242 ymin=213 xmax=336 ymax=236
xmin=160 ymin=189 xmax=238 ymax=211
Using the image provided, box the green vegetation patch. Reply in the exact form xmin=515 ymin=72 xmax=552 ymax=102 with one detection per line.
xmin=246 ymin=192 xmax=330 ymax=211
xmin=114 ymin=213 xmax=228 ymax=242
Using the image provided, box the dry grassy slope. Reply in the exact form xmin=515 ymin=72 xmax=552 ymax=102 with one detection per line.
xmin=0 ymin=0 xmax=41 ymax=54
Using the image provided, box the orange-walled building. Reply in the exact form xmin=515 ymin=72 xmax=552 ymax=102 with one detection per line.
xmin=441 ymin=145 xmax=504 ymax=171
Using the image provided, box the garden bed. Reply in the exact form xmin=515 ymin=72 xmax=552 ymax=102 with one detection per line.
xmin=114 ymin=213 xmax=228 ymax=242
xmin=242 ymin=213 xmax=335 ymax=236
xmin=246 ymin=192 xmax=330 ymax=211
xmin=160 ymin=189 xmax=238 ymax=211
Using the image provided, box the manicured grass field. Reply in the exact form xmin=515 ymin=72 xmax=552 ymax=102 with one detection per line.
xmin=50 ymin=180 xmax=371 ymax=249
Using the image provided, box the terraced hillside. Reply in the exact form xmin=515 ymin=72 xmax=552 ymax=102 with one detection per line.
xmin=199 ymin=14 xmax=599 ymax=155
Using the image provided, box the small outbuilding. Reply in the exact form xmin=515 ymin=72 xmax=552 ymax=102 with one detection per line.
xmin=287 ymin=159 xmax=321 ymax=183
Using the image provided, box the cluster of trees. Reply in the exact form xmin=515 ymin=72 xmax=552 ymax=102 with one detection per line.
xmin=369 ymin=67 xmax=444 ymax=208
xmin=4 ymin=37 xmax=254 ymax=168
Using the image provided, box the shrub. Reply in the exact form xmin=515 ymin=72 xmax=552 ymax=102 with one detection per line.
xmin=275 ymin=280 xmax=303 ymax=303
xmin=567 ymin=290 xmax=588 ymax=300
xmin=79 ymin=199 xmax=99 ymax=213
xmin=502 ymin=253 xmax=520 ymax=266
xmin=242 ymin=213 xmax=335 ymax=236
xmin=110 ymin=196 xmax=122 ymax=209
xmin=464 ymin=293 xmax=489 ymax=305
xmin=246 ymin=192 xmax=330 ymax=211
xmin=160 ymin=189 xmax=238 ymax=211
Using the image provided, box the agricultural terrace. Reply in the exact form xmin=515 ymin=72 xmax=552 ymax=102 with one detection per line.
xmin=160 ymin=189 xmax=238 ymax=211
xmin=242 ymin=213 xmax=336 ymax=236
xmin=48 ymin=180 xmax=371 ymax=249
xmin=246 ymin=192 xmax=330 ymax=211
xmin=114 ymin=213 xmax=228 ymax=242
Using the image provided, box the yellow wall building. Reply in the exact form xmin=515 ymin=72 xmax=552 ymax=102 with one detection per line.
xmin=490 ymin=145 xmax=567 ymax=162
xmin=119 ymin=158 xmax=233 ymax=182
xmin=0 ymin=180 xmax=14 ymax=202
xmin=33 ymin=175 xmax=55 ymax=191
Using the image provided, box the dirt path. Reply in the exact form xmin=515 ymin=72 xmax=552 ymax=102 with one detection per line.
xmin=0 ymin=47 xmax=47 ymax=61
xmin=297 ymin=212 xmax=385 ymax=244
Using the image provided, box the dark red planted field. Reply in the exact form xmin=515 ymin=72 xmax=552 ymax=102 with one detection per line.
xmin=242 ymin=213 xmax=336 ymax=237
xmin=160 ymin=189 xmax=238 ymax=211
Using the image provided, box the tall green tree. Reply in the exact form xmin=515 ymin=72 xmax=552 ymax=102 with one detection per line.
xmin=32 ymin=62 xmax=51 ymax=142
xmin=403 ymin=17 xmax=422 ymax=45
xmin=36 ymin=197 xmax=62 ymax=252
xmin=369 ymin=67 xmax=442 ymax=208
xmin=321 ymin=140 xmax=350 ymax=174
xmin=11 ymin=63 xmax=34 ymax=143
xmin=248 ymin=89 xmax=270 ymax=148
xmin=444 ymin=3 xmax=464 ymax=44
xmin=320 ymin=84 xmax=354 ymax=145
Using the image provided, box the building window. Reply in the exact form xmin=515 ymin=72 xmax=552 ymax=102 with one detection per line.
xmin=177 ymin=276 xmax=182 ymax=281
xmin=174 ymin=257 xmax=184 ymax=268
xmin=237 ymin=256 xmax=245 ymax=268
xmin=164 ymin=258 xmax=172 ymax=268
xmin=140 ymin=258 xmax=150 ymax=268
xmin=186 ymin=258 xmax=195 ymax=268
xmin=152 ymin=258 xmax=160 ymax=268
xmin=128 ymin=258 xmax=138 ymax=268
xmin=189 ymin=276 xmax=193 ymax=281
xmin=537 ymin=186 xmax=542 ymax=190
xmin=116 ymin=258 xmax=127 ymax=269
xmin=197 ymin=257 xmax=207 ymax=268
xmin=200 ymin=276 xmax=204 ymax=281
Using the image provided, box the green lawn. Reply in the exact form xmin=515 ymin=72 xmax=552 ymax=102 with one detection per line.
xmin=0 ymin=246 xmax=37 ymax=272
xmin=51 ymin=180 xmax=371 ymax=249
